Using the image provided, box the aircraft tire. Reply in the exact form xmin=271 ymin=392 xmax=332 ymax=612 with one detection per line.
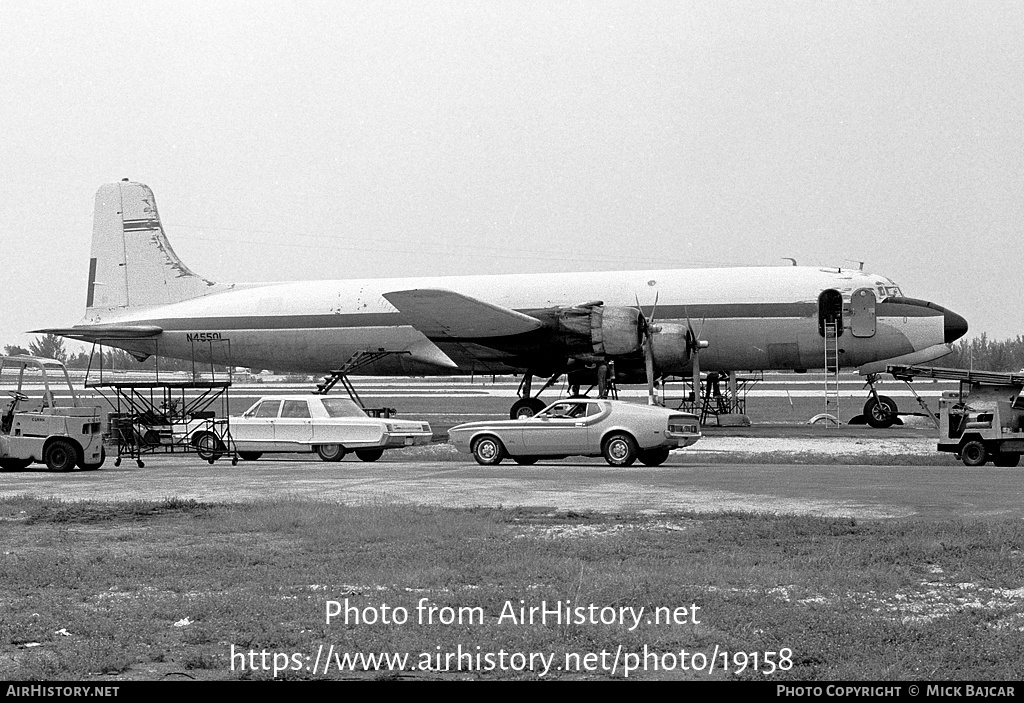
xmin=316 ymin=444 xmax=346 ymax=462
xmin=638 ymin=447 xmax=671 ymax=466
xmin=993 ymin=453 xmax=1021 ymax=468
xmin=45 ymin=439 xmax=78 ymax=472
xmin=472 ymin=435 xmax=505 ymax=466
xmin=960 ymin=440 xmax=988 ymax=467
xmin=510 ymin=397 xmax=547 ymax=420
xmin=864 ymin=396 xmax=898 ymax=429
xmin=602 ymin=432 xmax=638 ymax=467
xmin=356 ymin=448 xmax=385 ymax=462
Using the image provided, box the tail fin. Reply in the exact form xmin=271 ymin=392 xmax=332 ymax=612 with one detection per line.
xmin=85 ymin=180 xmax=227 ymax=317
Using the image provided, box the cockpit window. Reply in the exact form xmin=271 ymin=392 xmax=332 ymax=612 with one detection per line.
xmin=875 ymin=284 xmax=903 ymax=299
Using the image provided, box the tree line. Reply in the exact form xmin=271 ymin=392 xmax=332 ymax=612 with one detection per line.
xmin=3 ymin=334 xmax=221 ymax=373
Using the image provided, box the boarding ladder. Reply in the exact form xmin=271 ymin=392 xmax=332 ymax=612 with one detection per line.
xmin=823 ymin=321 xmax=841 ymax=424
xmin=315 ymin=349 xmax=410 ymax=417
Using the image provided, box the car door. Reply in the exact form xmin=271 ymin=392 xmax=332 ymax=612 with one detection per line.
xmin=232 ymin=399 xmax=282 ymax=450
xmin=519 ymin=401 xmax=591 ymax=455
xmin=274 ymin=399 xmax=313 ymax=447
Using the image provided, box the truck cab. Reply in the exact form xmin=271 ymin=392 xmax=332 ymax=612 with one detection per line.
xmin=0 ymin=355 xmax=105 ymax=471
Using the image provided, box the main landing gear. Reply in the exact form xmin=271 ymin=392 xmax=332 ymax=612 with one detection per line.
xmin=509 ymin=365 xmax=615 ymax=419
xmin=861 ymin=374 xmax=899 ymax=428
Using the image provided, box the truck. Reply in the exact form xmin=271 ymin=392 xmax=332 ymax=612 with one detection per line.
xmin=0 ymin=355 xmax=105 ymax=471
xmin=888 ymin=365 xmax=1024 ymax=467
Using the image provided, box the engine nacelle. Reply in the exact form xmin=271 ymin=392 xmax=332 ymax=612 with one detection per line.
xmin=649 ymin=322 xmax=693 ymax=373
xmin=552 ymin=304 xmax=643 ymax=360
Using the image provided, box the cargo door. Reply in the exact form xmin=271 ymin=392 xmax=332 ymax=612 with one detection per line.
xmin=850 ymin=288 xmax=876 ymax=338
xmin=818 ymin=290 xmax=843 ymax=337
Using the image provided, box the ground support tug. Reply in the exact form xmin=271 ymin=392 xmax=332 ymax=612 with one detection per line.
xmin=0 ymin=355 xmax=105 ymax=471
xmin=888 ymin=365 xmax=1024 ymax=467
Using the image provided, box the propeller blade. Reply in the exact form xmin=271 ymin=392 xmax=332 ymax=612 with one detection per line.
xmin=692 ymin=349 xmax=701 ymax=404
xmin=644 ymin=336 xmax=656 ymax=405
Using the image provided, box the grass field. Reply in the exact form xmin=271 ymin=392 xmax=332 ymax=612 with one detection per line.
xmin=2 ymin=497 xmax=1022 ymax=681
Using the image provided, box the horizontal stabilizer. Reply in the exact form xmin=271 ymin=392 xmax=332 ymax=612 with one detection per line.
xmin=383 ymin=289 xmax=543 ymax=338
xmin=34 ymin=324 xmax=164 ymax=340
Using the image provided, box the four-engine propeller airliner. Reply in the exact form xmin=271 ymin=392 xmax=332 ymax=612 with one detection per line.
xmin=39 ymin=180 xmax=968 ymax=424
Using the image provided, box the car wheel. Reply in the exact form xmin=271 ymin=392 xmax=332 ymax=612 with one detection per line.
xmin=316 ymin=444 xmax=346 ymax=462
xmin=472 ymin=435 xmax=505 ymax=465
xmin=993 ymin=453 xmax=1021 ymax=468
xmin=864 ymin=395 xmax=897 ymax=429
xmin=195 ymin=433 xmax=225 ymax=461
xmin=238 ymin=452 xmax=262 ymax=461
xmin=356 ymin=448 xmax=385 ymax=462
xmin=79 ymin=447 xmax=105 ymax=471
xmin=510 ymin=397 xmax=547 ymax=420
xmin=45 ymin=439 xmax=78 ymax=472
xmin=513 ymin=456 xmax=539 ymax=465
xmin=638 ymin=447 xmax=670 ymax=466
xmin=960 ymin=440 xmax=987 ymax=467
xmin=602 ymin=432 xmax=638 ymax=467
xmin=0 ymin=458 xmax=33 ymax=471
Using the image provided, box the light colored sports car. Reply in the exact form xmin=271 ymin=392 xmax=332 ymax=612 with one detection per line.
xmin=195 ymin=395 xmax=432 ymax=462
xmin=448 ymin=398 xmax=701 ymax=466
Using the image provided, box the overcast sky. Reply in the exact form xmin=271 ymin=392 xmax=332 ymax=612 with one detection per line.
xmin=1 ymin=1 xmax=1021 ymax=351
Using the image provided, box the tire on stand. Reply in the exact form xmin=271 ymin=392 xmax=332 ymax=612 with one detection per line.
xmin=472 ymin=435 xmax=506 ymax=466
xmin=195 ymin=433 xmax=225 ymax=462
xmin=316 ymin=444 xmax=346 ymax=462
xmin=602 ymin=432 xmax=638 ymax=467
xmin=509 ymin=397 xmax=547 ymax=420
xmin=864 ymin=395 xmax=898 ymax=429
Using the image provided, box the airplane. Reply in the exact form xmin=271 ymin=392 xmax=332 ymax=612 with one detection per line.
xmin=39 ymin=180 xmax=969 ymax=426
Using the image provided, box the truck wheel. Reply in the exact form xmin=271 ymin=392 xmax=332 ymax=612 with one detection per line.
xmin=45 ymin=439 xmax=78 ymax=472
xmin=960 ymin=440 xmax=988 ymax=467
xmin=602 ymin=432 xmax=638 ymax=467
xmin=355 ymin=448 xmax=384 ymax=462
xmin=864 ymin=396 xmax=897 ymax=428
xmin=471 ymin=436 xmax=505 ymax=465
xmin=993 ymin=453 xmax=1021 ymax=468
xmin=316 ymin=444 xmax=346 ymax=462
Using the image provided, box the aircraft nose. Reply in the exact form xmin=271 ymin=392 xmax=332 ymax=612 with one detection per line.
xmin=944 ymin=308 xmax=968 ymax=343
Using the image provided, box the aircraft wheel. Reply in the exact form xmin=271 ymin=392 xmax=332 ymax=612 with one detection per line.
xmin=864 ymin=395 xmax=898 ymax=429
xmin=355 ymin=448 xmax=385 ymax=462
xmin=44 ymin=439 xmax=78 ymax=472
xmin=472 ymin=435 xmax=505 ymax=465
xmin=993 ymin=453 xmax=1021 ymax=468
xmin=960 ymin=440 xmax=988 ymax=467
xmin=638 ymin=447 xmax=671 ymax=466
xmin=0 ymin=458 xmax=33 ymax=471
xmin=510 ymin=397 xmax=546 ymax=420
xmin=195 ymin=433 xmax=225 ymax=461
xmin=602 ymin=432 xmax=638 ymax=467
xmin=513 ymin=456 xmax=539 ymax=465
xmin=316 ymin=444 xmax=346 ymax=462
xmin=79 ymin=447 xmax=105 ymax=471
xmin=238 ymin=452 xmax=262 ymax=461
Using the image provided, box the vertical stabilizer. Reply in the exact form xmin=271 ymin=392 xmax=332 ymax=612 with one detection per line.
xmin=85 ymin=181 xmax=226 ymax=318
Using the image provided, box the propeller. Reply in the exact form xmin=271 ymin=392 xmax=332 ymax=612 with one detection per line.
xmin=635 ymin=294 xmax=660 ymax=405
xmin=683 ymin=310 xmax=709 ymax=404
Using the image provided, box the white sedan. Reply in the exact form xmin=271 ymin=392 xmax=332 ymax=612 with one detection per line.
xmin=195 ymin=395 xmax=432 ymax=462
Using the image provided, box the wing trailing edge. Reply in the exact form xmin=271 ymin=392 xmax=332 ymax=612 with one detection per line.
xmin=383 ymin=289 xmax=544 ymax=338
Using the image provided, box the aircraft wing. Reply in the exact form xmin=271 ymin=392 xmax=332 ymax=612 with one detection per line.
xmin=383 ymin=289 xmax=543 ymax=338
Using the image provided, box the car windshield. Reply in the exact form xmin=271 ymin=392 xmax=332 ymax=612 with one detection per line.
xmin=321 ymin=398 xmax=368 ymax=418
